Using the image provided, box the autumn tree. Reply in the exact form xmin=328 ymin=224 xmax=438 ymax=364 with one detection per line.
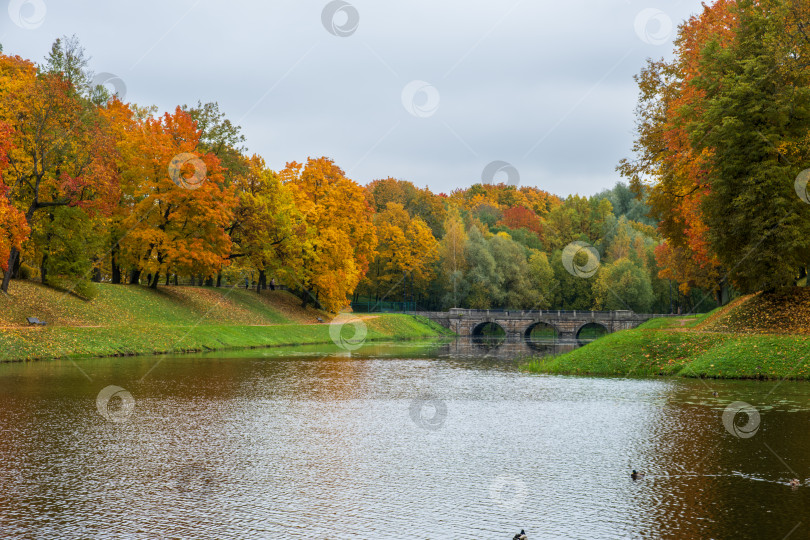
xmin=541 ymin=195 xmax=613 ymax=252
xmin=619 ymin=1 xmax=734 ymax=299
xmin=232 ymin=155 xmax=302 ymax=291
xmin=0 ymin=45 xmax=117 ymax=292
xmin=359 ymin=202 xmax=438 ymax=304
xmin=436 ymin=206 xmax=468 ymax=308
xmin=366 ymin=177 xmax=446 ymax=237
xmin=280 ymin=157 xmax=377 ymax=311
xmin=116 ymin=108 xmax=236 ymax=287
xmin=497 ymin=205 xmax=541 ymax=234
xmin=0 ymin=123 xmax=29 ymax=276
xmin=693 ymin=0 xmax=810 ymax=291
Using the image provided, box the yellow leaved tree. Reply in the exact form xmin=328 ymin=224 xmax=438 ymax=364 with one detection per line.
xmin=280 ymin=157 xmax=377 ymax=312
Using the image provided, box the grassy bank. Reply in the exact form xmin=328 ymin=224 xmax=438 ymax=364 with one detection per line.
xmin=0 ymin=281 xmax=452 ymax=362
xmin=523 ymin=289 xmax=810 ymax=380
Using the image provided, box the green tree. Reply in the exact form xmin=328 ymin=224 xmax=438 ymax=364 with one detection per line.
xmin=490 ymin=232 xmax=538 ymax=308
xmin=550 ymin=249 xmax=595 ymax=310
xmin=692 ymin=1 xmax=810 ymax=291
xmin=592 ymin=258 xmax=654 ymax=312
xmin=464 ymin=226 xmax=500 ymax=309
xmin=436 ymin=206 xmax=468 ymax=308
xmin=527 ymin=250 xmax=557 ymax=309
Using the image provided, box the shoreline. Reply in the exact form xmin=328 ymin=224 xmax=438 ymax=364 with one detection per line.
xmin=0 ymin=315 xmax=454 ymax=363
xmin=521 ymin=328 xmax=810 ymax=381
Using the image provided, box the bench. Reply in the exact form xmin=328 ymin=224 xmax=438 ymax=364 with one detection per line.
xmin=26 ymin=317 xmax=47 ymax=326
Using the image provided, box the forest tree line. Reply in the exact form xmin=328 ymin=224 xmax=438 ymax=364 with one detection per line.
xmin=1 ymin=28 xmax=770 ymax=314
xmin=620 ymin=0 xmax=810 ymax=303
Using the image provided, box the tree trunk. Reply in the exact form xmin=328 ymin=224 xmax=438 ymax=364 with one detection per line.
xmin=129 ymin=269 xmax=141 ymax=285
xmin=205 ymin=276 xmax=214 ymax=287
xmin=40 ymin=253 xmax=48 ymax=285
xmin=111 ymin=255 xmax=121 ymax=285
xmin=11 ymin=253 xmax=21 ymax=279
xmin=92 ymin=265 xmax=102 ymax=283
xmin=257 ymin=270 xmax=266 ymax=293
xmin=150 ymin=272 xmax=160 ymax=289
xmin=216 ymin=272 xmax=222 ymax=288
xmin=174 ymin=274 xmax=179 ymax=286
xmin=165 ymin=273 xmax=170 ymax=286
xmin=1 ymin=248 xmax=19 ymax=292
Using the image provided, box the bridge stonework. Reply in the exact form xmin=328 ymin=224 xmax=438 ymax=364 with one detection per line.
xmin=410 ymin=308 xmax=661 ymax=340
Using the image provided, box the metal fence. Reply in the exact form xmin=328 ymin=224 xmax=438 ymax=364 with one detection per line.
xmin=350 ymin=301 xmax=419 ymax=313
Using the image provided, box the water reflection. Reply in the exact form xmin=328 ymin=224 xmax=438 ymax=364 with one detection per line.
xmin=1 ymin=343 xmax=810 ymax=538
xmin=465 ymin=335 xmax=581 ymax=359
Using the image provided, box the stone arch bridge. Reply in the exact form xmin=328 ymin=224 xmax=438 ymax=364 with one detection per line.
xmin=410 ymin=308 xmax=665 ymax=340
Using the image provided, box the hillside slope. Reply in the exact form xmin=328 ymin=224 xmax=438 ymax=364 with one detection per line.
xmin=525 ymin=288 xmax=810 ymax=380
xmin=0 ymin=281 xmax=327 ymax=327
xmin=699 ymin=289 xmax=810 ymax=334
xmin=0 ymin=281 xmax=452 ymax=362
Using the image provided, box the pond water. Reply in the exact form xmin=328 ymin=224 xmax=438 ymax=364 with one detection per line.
xmin=1 ymin=339 xmax=810 ymax=539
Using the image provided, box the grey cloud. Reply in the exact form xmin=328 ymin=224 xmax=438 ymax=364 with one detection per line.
xmin=4 ymin=0 xmax=703 ymax=196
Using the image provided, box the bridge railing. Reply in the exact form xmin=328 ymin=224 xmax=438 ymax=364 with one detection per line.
xmin=443 ymin=308 xmax=681 ymax=318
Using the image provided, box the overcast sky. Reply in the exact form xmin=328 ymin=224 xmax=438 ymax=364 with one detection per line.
xmin=2 ymin=0 xmax=703 ymax=196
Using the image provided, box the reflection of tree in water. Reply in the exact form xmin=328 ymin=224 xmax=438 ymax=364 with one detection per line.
xmin=472 ymin=322 xmax=507 ymax=350
xmin=526 ymin=322 xmax=558 ymax=341
xmin=576 ymin=323 xmax=608 ymax=346
xmin=525 ymin=339 xmax=558 ymax=355
xmin=441 ymin=337 xmax=580 ymax=360
xmin=174 ymin=462 xmax=216 ymax=494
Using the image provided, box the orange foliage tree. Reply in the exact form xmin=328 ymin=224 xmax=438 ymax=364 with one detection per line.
xmin=0 ymin=52 xmax=117 ymax=292
xmin=0 ymin=123 xmax=29 ymax=273
xmin=280 ymin=157 xmax=377 ymax=311
xmin=497 ymin=205 xmax=541 ymax=234
xmin=116 ymin=107 xmax=236 ymax=288
xmin=618 ymin=0 xmax=736 ymax=301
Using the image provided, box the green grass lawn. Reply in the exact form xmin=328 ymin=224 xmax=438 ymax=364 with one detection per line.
xmin=635 ymin=308 xmax=719 ymax=330
xmin=523 ymin=329 xmax=810 ymax=380
xmin=0 ymin=281 xmax=453 ymax=362
xmin=0 ymin=281 xmax=309 ymax=327
xmin=0 ymin=314 xmax=453 ymax=362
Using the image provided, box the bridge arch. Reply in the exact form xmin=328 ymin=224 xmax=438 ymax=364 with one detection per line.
xmin=575 ymin=322 xmax=609 ymax=340
xmin=471 ymin=321 xmax=506 ymax=338
xmin=524 ymin=321 xmax=560 ymax=340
